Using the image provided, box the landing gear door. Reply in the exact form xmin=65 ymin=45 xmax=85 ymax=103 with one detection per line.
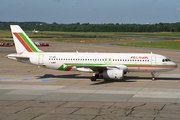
xmin=151 ymin=56 xmax=156 ymax=66
xmin=38 ymin=54 xmax=44 ymax=65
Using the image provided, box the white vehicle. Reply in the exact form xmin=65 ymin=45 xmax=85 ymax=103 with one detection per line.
xmin=32 ymin=29 xmax=39 ymax=33
xmin=8 ymin=25 xmax=177 ymax=81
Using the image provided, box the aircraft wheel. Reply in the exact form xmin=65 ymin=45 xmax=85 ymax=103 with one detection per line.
xmin=90 ymin=76 xmax=96 ymax=81
xmin=151 ymin=72 xmax=156 ymax=81
xmin=152 ymin=77 xmax=155 ymax=81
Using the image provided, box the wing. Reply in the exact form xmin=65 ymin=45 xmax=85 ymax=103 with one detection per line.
xmin=67 ymin=64 xmax=127 ymax=72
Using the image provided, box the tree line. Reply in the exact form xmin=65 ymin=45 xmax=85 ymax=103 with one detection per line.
xmin=0 ymin=21 xmax=180 ymax=32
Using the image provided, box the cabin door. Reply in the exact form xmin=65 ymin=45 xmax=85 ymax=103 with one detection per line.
xmin=151 ymin=56 xmax=156 ymax=66
xmin=38 ymin=54 xmax=44 ymax=65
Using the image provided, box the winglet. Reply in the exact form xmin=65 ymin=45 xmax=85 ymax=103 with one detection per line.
xmin=10 ymin=25 xmax=42 ymax=53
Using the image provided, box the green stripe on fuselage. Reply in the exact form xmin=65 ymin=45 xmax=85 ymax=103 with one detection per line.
xmin=64 ymin=63 xmax=105 ymax=66
xmin=57 ymin=63 xmax=176 ymax=70
xmin=58 ymin=64 xmax=65 ymax=70
xmin=124 ymin=64 xmax=177 ymax=67
xmin=124 ymin=64 xmax=151 ymax=66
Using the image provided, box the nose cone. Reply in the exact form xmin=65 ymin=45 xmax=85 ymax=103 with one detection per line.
xmin=172 ymin=62 xmax=177 ymax=69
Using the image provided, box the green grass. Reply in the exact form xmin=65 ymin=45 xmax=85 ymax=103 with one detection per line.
xmin=111 ymin=40 xmax=180 ymax=50
xmin=112 ymin=32 xmax=180 ymax=37
xmin=0 ymin=40 xmax=13 ymax=42
xmin=0 ymin=32 xmax=12 ymax=38
xmin=1 ymin=31 xmax=180 ymax=38
xmin=0 ymin=31 xmax=111 ymax=38
xmin=42 ymin=31 xmax=180 ymax=37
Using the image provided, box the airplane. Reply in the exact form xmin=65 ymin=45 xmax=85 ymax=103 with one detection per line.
xmin=32 ymin=29 xmax=39 ymax=33
xmin=7 ymin=25 xmax=177 ymax=81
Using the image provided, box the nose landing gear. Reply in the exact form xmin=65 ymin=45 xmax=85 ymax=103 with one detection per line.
xmin=151 ymin=72 xmax=156 ymax=81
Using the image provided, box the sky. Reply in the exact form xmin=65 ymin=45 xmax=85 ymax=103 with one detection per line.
xmin=0 ymin=0 xmax=180 ymax=24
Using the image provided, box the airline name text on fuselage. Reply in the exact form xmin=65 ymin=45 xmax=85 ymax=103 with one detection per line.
xmin=130 ymin=56 xmax=148 ymax=59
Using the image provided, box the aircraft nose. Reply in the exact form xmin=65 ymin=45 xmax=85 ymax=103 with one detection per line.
xmin=173 ymin=62 xmax=177 ymax=68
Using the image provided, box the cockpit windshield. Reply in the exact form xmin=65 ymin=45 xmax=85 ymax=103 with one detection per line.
xmin=162 ymin=59 xmax=171 ymax=62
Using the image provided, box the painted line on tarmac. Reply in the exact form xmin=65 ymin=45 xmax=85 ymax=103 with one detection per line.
xmin=42 ymin=79 xmax=51 ymax=81
xmin=22 ymin=78 xmax=31 ymax=81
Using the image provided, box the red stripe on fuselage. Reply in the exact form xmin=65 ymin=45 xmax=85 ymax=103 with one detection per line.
xmin=127 ymin=66 xmax=177 ymax=68
xmin=13 ymin=33 xmax=33 ymax=52
xmin=64 ymin=67 xmax=72 ymax=71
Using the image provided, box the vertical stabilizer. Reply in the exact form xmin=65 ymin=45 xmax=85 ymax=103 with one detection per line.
xmin=10 ymin=25 xmax=42 ymax=53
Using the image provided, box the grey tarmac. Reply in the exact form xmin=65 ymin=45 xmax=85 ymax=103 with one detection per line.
xmin=0 ymin=39 xmax=180 ymax=120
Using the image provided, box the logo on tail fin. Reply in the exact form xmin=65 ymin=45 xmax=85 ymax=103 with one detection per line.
xmin=13 ymin=32 xmax=39 ymax=52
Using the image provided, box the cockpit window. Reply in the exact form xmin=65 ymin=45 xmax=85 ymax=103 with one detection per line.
xmin=162 ymin=59 xmax=171 ymax=62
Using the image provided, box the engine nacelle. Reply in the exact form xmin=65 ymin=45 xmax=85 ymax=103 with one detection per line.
xmin=102 ymin=69 xmax=124 ymax=79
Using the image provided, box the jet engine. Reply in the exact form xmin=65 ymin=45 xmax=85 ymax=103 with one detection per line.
xmin=102 ymin=69 xmax=124 ymax=79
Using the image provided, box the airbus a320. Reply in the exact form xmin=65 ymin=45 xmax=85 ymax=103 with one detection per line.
xmin=7 ymin=25 xmax=177 ymax=81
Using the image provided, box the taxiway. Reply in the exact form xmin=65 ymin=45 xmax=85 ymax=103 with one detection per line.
xmin=0 ymin=41 xmax=180 ymax=120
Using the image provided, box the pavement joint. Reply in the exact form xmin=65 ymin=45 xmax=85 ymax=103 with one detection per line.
xmin=125 ymin=103 xmax=146 ymax=117
xmin=69 ymin=107 xmax=82 ymax=115
xmin=6 ymin=101 xmax=21 ymax=106
xmin=14 ymin=106 xmax=32 ymax=114
xmin=29 ymin=113 xmax=45 ymax=120
xmin=160 ymin=104 xmax=166 ymax=110
xmin=56 ymin=101 xmax=68 ymax=108
xmin=175 ymin=91 xmax=180 ymax=103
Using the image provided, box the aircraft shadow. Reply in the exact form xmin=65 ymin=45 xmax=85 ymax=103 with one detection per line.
xmin=36 ymin=74 xmax=180 ymax=85
xmin=36 ymin=74 xmax=90 ymax=79
xmin=91 ymin=76 xmax=180 ymax=85
xmin=125 ymin=76 xmax=180 ymax=81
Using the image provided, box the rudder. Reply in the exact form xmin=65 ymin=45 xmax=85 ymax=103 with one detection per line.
xmin=10 ymin=25 xmax=42 ymax=53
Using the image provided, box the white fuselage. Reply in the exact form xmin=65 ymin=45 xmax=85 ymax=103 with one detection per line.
xmin=8 ymin=25 xmax=177 ymax=81
xmin=15 ymin=52 xmax=177 ymax=73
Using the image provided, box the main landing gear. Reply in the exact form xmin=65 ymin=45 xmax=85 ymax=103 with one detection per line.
xmin=90 ymin=72 xmax=99 ymax=81
xmin=90 ymin=76 xmax=97 ymax=81
xmin=151 ymin=72 xmax=155 ymax=81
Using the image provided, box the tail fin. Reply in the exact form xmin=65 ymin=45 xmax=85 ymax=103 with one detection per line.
xmin=10 ymin=25 xmax=42 ymax=53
